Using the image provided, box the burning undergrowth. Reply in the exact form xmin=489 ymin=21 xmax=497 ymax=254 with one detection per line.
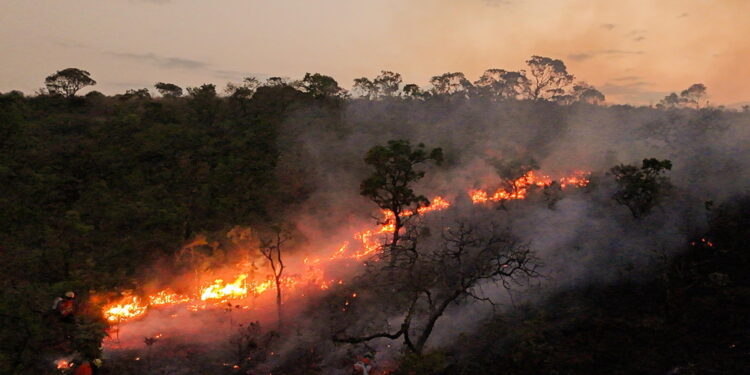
xmin=93 ymin=100 xmax=749 ymax=373
xmin=98 ymin=168 xmax=592 ymax=372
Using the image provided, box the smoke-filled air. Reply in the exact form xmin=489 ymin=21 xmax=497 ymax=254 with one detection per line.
xmin=1 ymin=1 xmax=749 ymax=375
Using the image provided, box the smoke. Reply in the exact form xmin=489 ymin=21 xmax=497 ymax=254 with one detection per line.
xmin=104 ymin=98 xmax=750 ymax=373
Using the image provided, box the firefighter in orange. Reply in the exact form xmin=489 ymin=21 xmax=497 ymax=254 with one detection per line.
xmin=69 ymin=358 xmax=103 ymax=375
xmin=52 ymin=291 xmax=76 ymax=322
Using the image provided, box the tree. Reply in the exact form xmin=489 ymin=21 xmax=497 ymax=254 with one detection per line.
xmin=571 ymin=82 xmax=605 ymax=104
xmin=373 ymin=70 xmax=403 ymax=98
xmin=352 ymin=71 xmax=402 ymax=99
xmin=333 ymin=221 xmax=539 ymax=355
xmin=658 ymin=92 xmax=684 ymax=108
xmin=658 ymin=83 xmax=708 ymax=109
xmin=225 ymin=76 xmax=260 ymax=100
xmin=260 ymin=225 xmax=291 ymax=330
xmin=680 ymin=83 xmax=708 ymax=109
xmin=610 ymin=158 xmax=672 ymax=218
xmin=402 ymin=84 xmax=428 ymax=100
xmin=525 ymin=56 xmax=574 ymax=100
xmin=429 ymin=72 xmax=473 ymax=97
xmin=265 ymin=77 xmax=289 ymax=87
xmin=473 ymin=69 xmax=529 ymax=100
xmin=352 ymin=77 xmax=377 ymax=99
xmin=44 ymin=68 xmax=96 ymax=97
xmin=187 ymin=84 xmax=219 ymax=124
xmin=492 ymin=158 xmax=540 ymax=207
xmin=301 ymin=73 xmax=346 ymax=99
xmin=121 ymin=88 xmax=151 ymax=100
xmin=154 ymin=82 xmax=183 ymax=97
xmin=360 ymin=140 xmax=443 ymax=264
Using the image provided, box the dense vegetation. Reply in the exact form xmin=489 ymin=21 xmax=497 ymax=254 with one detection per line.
xmin=1 ymin=62 xmax=748 ymax=374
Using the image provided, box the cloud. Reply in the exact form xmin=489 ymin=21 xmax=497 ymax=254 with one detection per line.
xmin=568 ymin=50 xmax=643 ymax=62
xmin=600 ymin=49 xmax=644 ymax=56
xmin=108 ymin=51 xmax=209 ymax=70
xmin=568 ymin=53 xmax=593 ymax=62
xmin=600 ymin=80 xmax=667 ymax=103
xmin=611 ymin=76 xmax=641 ymax=82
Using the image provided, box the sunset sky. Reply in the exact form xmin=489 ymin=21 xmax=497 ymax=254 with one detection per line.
xmin=1 ymin=0 xmax=748 ymax=105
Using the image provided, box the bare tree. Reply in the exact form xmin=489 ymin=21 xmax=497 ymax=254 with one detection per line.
xmin=332 ymin=220 xmax=539 ymax=355
xmin=260 ymin=225 xmax=292 ymax=329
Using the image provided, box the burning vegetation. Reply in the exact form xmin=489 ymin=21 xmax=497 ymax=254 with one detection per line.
xmin=101 ymin=170 xmax=589 ymax=329
xmin=2 ymin=63 xmax=749 ymax=375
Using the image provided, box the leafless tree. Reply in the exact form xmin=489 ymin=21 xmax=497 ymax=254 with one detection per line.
xmin=332 ymin=220 xmax=539 ymax=355
xmin=260 ymin=225 xmax=292 ymax=330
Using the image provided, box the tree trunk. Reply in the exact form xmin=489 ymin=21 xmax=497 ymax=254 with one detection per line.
xmin=389 ymin=214 xmax=402 ymax=267
xmin=275 ymin=275 xmax=283 ymax=330
xmin=414 ymin=290 xmax=462 ymax=354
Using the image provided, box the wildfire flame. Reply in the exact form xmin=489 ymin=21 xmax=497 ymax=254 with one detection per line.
xmin=100 ymin=171 xmax=588 ymax=324
xmin=470 ymin=170 xmax=589 ymax=203
xmin=200 ymin=274 xmax=249 ymax=301
xmin=103 ymin=295 xmax=148 ymax=322
xmin=149 ymin=290 xmax=191 ymax=305
xmin=56 ymin=359 xmax=72 ymax=369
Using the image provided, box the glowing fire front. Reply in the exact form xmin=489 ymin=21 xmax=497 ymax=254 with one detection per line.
xmin=101 ymin=171 xmax=589 ymax=324
xmin=200 ymin=274 xmax=249 ymax=301
xmin=103 ymin=296 xmax=147 ymax=322
xmin=470 ymin=170 xmax=589 ymax=203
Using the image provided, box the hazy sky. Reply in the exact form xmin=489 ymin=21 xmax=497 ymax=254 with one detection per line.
xmin=1 ymin=0 xmax=748 ymax=105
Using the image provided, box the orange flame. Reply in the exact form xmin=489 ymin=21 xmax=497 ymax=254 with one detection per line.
xmin=56 ymin=359 xmax=72 ymax=369
xmin=471 ymin=170 xmax=589 ymax=204
xmin=149 ymin=290 xmax=191 ymax=305
xmin=103 ymin=295 xmax=148 ymax=322
xmin=200 ymin=274 xmax=249 ymax=301
xmin=100 ymin=172 xmax=588 ymax=324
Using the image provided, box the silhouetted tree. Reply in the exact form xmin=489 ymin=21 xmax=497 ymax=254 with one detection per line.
xmin=301 ymin=73 xmax=346 ymax=99
xmin=265 ymin=77 xmax=289 ymax=87
xmin=571 ymin=82 xmax=605 ymax=104
xmin=260 ymin=225 xmax=292 ymax=330
xmin=373 ymin=70 xmax=403 ymax=97
xmin=187 ymin=84 xmax=219 ymax=124
xmin=610 ymin=158 xmax=672 ymax=218
xmin=473 ymin=69 xmax=529 ymax=100
xmin=402 ymin=83 xmax=428 ymax=100
xmin=154 ymin=82 xmax=183 ymax=97
xmin=121 ymin=88 xmax=151 ymax=100
xmin=225 ymin=76 xmax=260 ymax=99
xmin=333 ymin=221 xmax=539 ymax=355
xmin=360 ymin=140 xmax=443 ymax=264
xmin=659 ymin=83 xmax=708 ymax=109
xmin=525 ymin=56 xmax=574 ymax=100
xmin=680 ymin=83 xmax=707 ymax=109
xmin=44 ymin=68 xmax=96 ymax=97
xmin=430 ymin=72 xmax=473 ymax=97
xmin=352 ymin=77 xmax=376 ymax=99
